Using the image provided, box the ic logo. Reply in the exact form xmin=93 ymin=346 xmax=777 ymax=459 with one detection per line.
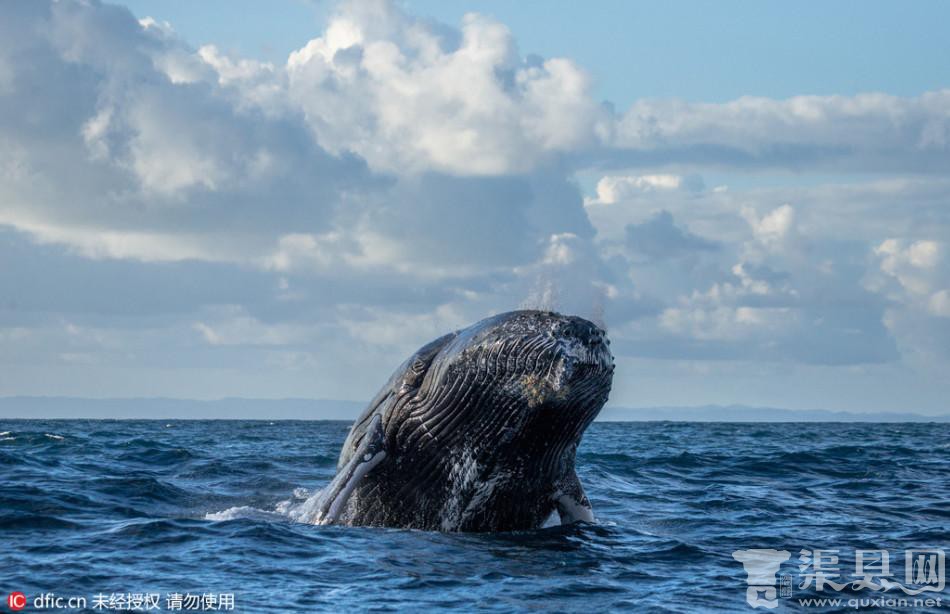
xmin=7 ymin=592 xmax=27 ymax=611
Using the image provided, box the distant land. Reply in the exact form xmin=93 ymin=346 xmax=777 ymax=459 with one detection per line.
xmin=0 ymin=397 xmax=946 ymax=422
xmin=597 ymin=405 xmax=949 ymax=423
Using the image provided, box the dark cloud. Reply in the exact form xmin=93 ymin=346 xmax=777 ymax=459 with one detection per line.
xmin=625 ymin=210 xmax=719 ymax=261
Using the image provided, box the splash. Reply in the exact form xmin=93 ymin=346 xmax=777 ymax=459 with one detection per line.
xmin=206 ymin=488 xmax=313 ymax=523
xmin=283 ymin=485 xmax=350 ymax=525
xmin=204 ymin=506 xmax=287 ymax=522
xmin=520 ymin=272 xmax=561 ymax=312
xmin=519 ymin=270 xmax=610 ymax=331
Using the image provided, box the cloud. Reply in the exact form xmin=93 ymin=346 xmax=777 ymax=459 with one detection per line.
xmin=742 ymin=204 xmax=795 ymax=248
xmin=870 ymin=239 xmax=950 ymax=319
xmin=284 ymin=1 xmax=608 ymax=175
xmin=584 ymin=172 xmax=706 ymax=207
xmin=625 ymin=210 xmax=718 ymax=261
xmin=0 ymin=0 xmax=948 ymax=408
xmin=600 ymin=192 xmax=902 ymax=366
xmin=610 ymin=91 xmax=950 ymax=173
xmin=193 ymin=306 xmax=323 ymax=347
xmin=0 ymin=0 xmax=380 ymax=266
xmin=0 ymin=0 xmax=604 ymax=285
xmin=871 ymin=238 xmax=950 ymax=365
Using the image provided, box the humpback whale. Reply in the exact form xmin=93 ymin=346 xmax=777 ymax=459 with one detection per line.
xmin=309 ymin=310 xmax=614 ymax=532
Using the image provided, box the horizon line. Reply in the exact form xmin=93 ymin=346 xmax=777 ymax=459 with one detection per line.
xmin=0 ymin=395 xmax=947 ymax=421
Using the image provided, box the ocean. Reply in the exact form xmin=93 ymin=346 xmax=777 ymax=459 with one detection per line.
xmin=1 ymin=420 xmax=947 ymax=612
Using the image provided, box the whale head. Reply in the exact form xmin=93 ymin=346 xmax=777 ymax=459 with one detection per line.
xmin=399 ymin=310 xmax=614 ymax=468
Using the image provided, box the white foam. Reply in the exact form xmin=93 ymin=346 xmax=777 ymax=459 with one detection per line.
xmin=280 ymin=486 xmax=336 ymax=523
xmin=0 ymin=437 xmax=14 ymax=442
xmin=274 ymin=488 xmax=311 ymax=515
xmin=204 ymin=506 xmax=286 ymax=522
xmin=44 ymin=433 xmax=64 ymax=440
xmin=207 ymin=486 xmax=320 ymax=523
xmin=0 ymin=431 xmax=11 ymax=436
xmin=283 ymin=495 xmax=312 ymax=522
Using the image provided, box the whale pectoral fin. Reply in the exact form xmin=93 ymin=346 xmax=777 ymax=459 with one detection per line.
xmin=554 ymin=471 xmax=594 ymax=525
xmin=310 ymin=415 xmax=386 ymax=525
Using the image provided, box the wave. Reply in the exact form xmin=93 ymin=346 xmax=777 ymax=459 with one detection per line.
xmin=2 ymin=420 xmax=948 ymax=612
xmin=1 ymin=512 xmax=81 ymax=530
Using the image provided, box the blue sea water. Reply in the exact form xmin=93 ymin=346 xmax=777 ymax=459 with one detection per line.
xmin=1 ymin=420 xmax=948 ymax=612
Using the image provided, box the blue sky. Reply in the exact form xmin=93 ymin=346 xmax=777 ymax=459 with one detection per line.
xmin=1 ymin=0 xmax=949 ymax=414
xmin=115 ymin=0 xmax=950 ymax=104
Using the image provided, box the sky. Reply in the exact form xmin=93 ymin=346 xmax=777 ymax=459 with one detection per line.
xmin=1 ymin=0 xmax=949 ymax=414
